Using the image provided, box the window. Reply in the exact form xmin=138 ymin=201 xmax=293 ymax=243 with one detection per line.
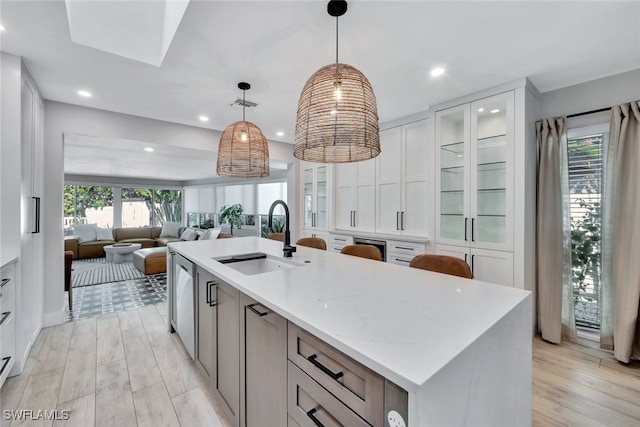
xmin=121 ymin=188 xmax=182 ymax=227
xmin=567 ymin=123 xmax=608 ymax=329
xmin=64 ymin=185 xmax=113 ymax=234
xmin=64 ymin=185 xmax=181 ymax=230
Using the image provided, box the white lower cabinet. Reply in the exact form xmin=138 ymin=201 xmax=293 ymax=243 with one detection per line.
xmin=386 ymin=240 xmax=427 ymax=267
xmin=328 ymin=234 xmax=354 ymax=254
xmin=435 ymin=244 xmax=513 ymax=286
xmin=1 ymin=261 xmax=16 ymax=387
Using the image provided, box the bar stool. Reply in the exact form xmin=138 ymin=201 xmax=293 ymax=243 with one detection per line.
xmin=340 ymin=244 xmax=383 ymax=261
xmin=409 ymin=254 xmax=473 ymax=279
xmin=296 ymin=237 xmax=327 ymax=250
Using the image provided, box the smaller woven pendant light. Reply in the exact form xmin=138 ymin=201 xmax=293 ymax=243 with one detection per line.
xmin=294 ymin=0 xmax=380 ymax=163
xmin=217 ymin=82 xmax=270 ymax=178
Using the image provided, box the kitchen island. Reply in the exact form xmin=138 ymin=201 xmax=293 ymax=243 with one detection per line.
xmin=168 ymin=236 xmax=532 ymax=426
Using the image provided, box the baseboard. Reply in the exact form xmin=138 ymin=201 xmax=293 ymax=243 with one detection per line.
xmin=42 ymin=309 xmax=65 ymax=327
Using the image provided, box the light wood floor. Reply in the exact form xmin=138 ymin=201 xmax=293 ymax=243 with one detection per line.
xmin=532 ymin=336 xmax=640 ymax=426
xmin=0 ymin=304 xmax=232 ymax=427
xmin=2 ymin=308 xmax=640 ymax=426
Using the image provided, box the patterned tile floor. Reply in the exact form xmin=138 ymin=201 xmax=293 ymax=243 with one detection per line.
xmin=65 ymin=273 xmax=167 ymax=322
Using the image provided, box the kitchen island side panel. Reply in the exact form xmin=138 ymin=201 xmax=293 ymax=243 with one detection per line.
xmin=410 ymin=295 xmax=532 ymax=426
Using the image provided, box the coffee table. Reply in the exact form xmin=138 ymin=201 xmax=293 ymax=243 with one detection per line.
xmin=104 ymin=243 xmax=142 ymax=263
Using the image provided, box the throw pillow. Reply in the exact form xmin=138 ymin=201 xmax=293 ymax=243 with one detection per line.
xmin=160 ymin=222 xmax=181 ymax=238
xmin=96 ymin=227 xmax=113 ymax=241
xmin=202 ymin=228 xmax=221 ymax=240
xmin=180 ymin=228 xmax=198 ymax=241
xmin=72 ymin=223 xmax=98 ymax=243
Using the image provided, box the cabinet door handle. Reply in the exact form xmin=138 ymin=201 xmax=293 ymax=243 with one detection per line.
xmin=307 ymin=354 xmax=344 ymax=380
xmin=396 ymin=212 xmax=400 ymax=230
xmin=206 ymin=281 xmax=217 ymax=307
xmin=306 ymin=408 xmax=325 ymax=427
xmin=1 ymin=278 xmax=10 ymax=288
xmin=32 ymin=196 xmax=41 ymax=234
xmin=0 ymin=357 xmax=10 ymax=376
xmin=0 ymin=312 xmax=10 ymax=327
xmin=471 ymin=218 xmax=475 ymax=242
xmin=247 ymin=303 xmax=268 ymax=317
xmin=353 ymin=211 xmax=356 ymax=228
xmin=471 ymin=254 xmax=475 ymax=275
xmin=464 ymin=217 xmax=468 ymax=241
xmin=464 ymin=253 xmax=468 ymax=263
xmin=401 ymin=211 xmax=405 ymax=230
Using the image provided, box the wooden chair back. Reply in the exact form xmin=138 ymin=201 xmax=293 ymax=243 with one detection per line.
xmin=409 ymin=254 xmax=473 ymax=279
xmin=267 ymin=233 xmax=284 ymax=242
xmin=340 ymin=244 xmax=383 ymax=261
xmin=296 ymin=237 xmax=327 ymax=250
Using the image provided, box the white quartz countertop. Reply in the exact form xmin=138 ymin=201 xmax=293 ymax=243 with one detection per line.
xmin=169 ymin=237 xmax=530 ymax=392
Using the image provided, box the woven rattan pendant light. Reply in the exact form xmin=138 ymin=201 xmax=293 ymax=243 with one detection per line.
xmin=217 ymin=82 xmax=269 ymax=177
xmin=294 ymin=0 xmax=380 ymax=163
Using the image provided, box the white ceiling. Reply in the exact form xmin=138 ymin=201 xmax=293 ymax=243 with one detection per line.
xmin=63 ymin=134 xmax=288 ymax=182
xmin=1 ymin=1 xmax=639 ymax=179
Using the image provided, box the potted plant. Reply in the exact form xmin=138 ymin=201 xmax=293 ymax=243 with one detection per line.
xmin=219 ymin=204 xmax=243 ymax=235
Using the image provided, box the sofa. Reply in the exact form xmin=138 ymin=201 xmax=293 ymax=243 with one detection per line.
xmin=65 ymin=226 xmax=230 ymax=259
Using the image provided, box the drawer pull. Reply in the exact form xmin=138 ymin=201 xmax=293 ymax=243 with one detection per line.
xmin=395 ymin=246 xmax=414 ymax=251
xmin=247 ymin=303 xmax=268 ymax=317
xmin=0 ymin=312 xmax=9 ymax=326
xmin=334 ymin=238 xmax=346 ymax=242
xmin=307 ymin=354 xmax=344 ymax=380
xmin=0 ymin=278 xmax=10 ymax=288
xmin=206 ymin=281 xmax=217 ymax=307
xmin=395 ymin=258 xmax=410 ymax=263
xmin=0 ymin=357 xmax=10 ymax=376
xmin=306 ymin=408 xmax=325 ymax=427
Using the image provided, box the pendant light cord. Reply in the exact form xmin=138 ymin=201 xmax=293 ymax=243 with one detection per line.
xmin=335 ymin=15 xmax=339 ymax=65
xmin=242 ymin=88 xmax=246 ymax=121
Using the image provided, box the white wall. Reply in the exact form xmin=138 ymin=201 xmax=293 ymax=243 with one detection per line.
xmin=43 ymin=101 xmax=295 ymax=323
xmin=539 ymin=68 xmax=640 ymax=119
xmin=0 ymin=53 xmax=23 ymax=263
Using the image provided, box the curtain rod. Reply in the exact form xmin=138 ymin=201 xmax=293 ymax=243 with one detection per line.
xmin=567 ymin=107 xmax=611 ymax=119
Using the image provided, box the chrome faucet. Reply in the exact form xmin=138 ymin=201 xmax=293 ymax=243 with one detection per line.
xmin=268 ymin=200 xmax=296 ymax=258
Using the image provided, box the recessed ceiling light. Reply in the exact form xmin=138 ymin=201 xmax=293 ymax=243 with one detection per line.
xmin=78 ymin=90 xmax=92 ymax=97
xmin=276 ymin=131 xmax=284 ymax=137
xmin=199 ymin=115 xmax=209 ymax=122
xmin=477 ymin=108 xmax=484 ymax=112
xmin=144 ymin=147 xmax=154 ymax=152
xmin=490 ymin=109 xmax=500 ymax=114
xmin=0 ymin=24 xmax=6 ymax=31
xmin=430 ymin=67 xmax=445 ymax=77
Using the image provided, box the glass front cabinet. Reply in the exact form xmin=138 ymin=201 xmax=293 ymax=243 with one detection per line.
xmin=435 ymin=91 xmax=515 ymax=285
xmin=302 ymin=162 xmax=329 ymax=234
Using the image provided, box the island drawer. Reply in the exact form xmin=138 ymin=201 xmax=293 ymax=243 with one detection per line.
xmin=288 ymin=323 xmax=384 ymax=426
xmin=288 ymin=361 xmax=370 ymax=427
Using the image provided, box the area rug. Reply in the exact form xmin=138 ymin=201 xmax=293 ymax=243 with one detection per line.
xmin=65 ymin=273 xmax=167 ymax=322
xmin=71 ymin=257 xmax=145 ymax=287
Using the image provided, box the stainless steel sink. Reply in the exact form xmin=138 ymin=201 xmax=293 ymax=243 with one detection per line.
xmin=214 ymin=252 xmax=301 ymax=276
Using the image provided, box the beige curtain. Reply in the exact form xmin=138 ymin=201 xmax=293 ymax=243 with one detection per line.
xmin=601 ymin=101 xmax=640 ymax=362
xmin=536 ymin=118 xmax=577 ymax=344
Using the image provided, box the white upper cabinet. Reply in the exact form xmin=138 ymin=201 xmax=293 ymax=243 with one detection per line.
xmin=435 ymin=92 xmax=514 ymax=252
xmin=376 ymin=120 xmax=430 ymax=237
xmin=334 ymin=159 xmax=376 ymax=233
xmin=302 ymin=162 xmax=330 ymax=232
